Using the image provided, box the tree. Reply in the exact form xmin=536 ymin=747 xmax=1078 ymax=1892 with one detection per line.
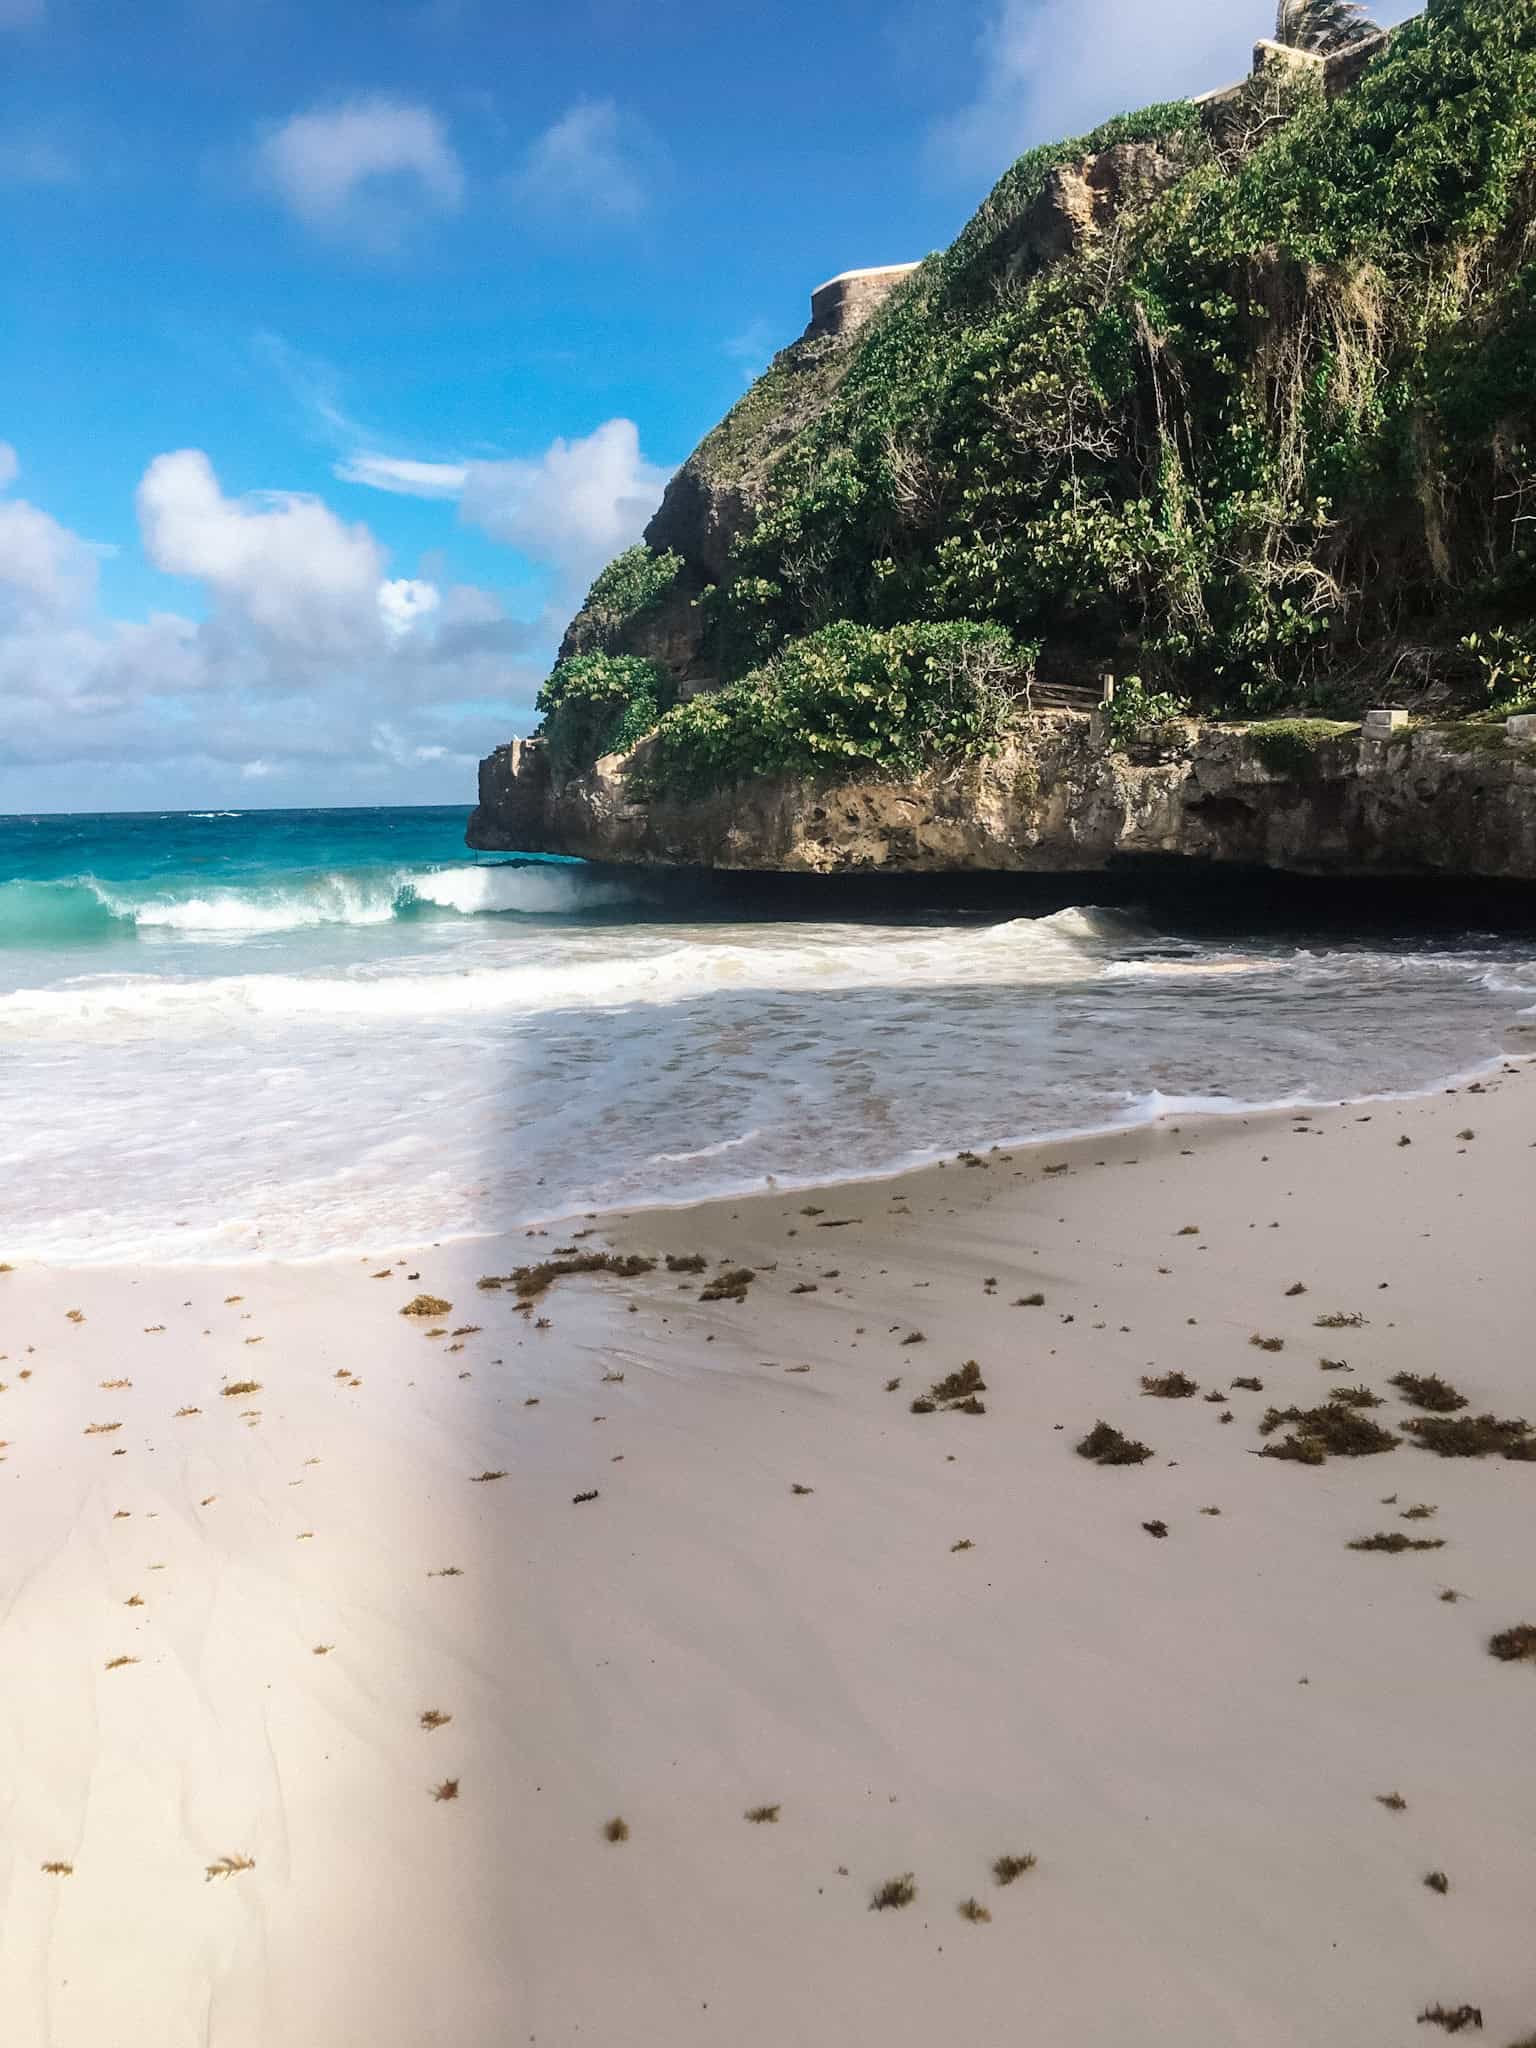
xmin=1274 ymin=0 xmax=1379 ymax=52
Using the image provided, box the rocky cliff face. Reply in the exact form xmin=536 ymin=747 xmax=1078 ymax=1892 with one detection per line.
xmin=467 ymin=717 xmax=1536 ymax=882
xmin=470 ymin=10 xmax=1536 ymax=889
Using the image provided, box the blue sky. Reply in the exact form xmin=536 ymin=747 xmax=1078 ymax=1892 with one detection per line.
xmin=0 ymin=0 xmax=1418 ymax=812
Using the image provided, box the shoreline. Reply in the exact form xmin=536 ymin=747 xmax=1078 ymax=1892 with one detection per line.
xmin=4 ymin=1066 xmax=1535 ymax=2041
xmin=9 ymin=1028 xmax=1533 ymax=1274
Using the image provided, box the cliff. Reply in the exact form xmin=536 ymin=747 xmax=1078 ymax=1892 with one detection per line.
xmin=470 ymin=0 xmax=1536 ymax=880
xmin=469 ymin=715 xmax=1536 ymax=881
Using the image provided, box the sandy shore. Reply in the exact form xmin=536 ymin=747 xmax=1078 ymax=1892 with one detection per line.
xmin=3 ymin=1070 xmax=1535 ymax=2046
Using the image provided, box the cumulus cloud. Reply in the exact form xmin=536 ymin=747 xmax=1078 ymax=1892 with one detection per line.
xmin=511 ymin=99 xmax=655 ymax=221
xmin=255 ymin=97 xmax=464 ymax=246
xmin=459 ymin=417 xmax=669 ymax=594
xmin=378 ymin=576 xmax=441 ymax=638
xmin=138 ymin=447 xmax=389 ymax=651
xmin=0 ymin=496 xmax=101 ymax=622
xmin=0 ymin=448 xmax=543 ymax=808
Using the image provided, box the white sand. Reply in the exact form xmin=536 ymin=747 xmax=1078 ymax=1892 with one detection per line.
xmin=2 ymin=1070 xmax=1534 ymax=2045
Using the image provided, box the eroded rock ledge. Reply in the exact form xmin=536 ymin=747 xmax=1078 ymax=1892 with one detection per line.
xmin=466 ymin=716 xmax=1536 ymax=882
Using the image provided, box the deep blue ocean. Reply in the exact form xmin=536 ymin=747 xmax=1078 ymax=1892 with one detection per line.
xmin=2 ymin=804 xmax=1533 ymax=1263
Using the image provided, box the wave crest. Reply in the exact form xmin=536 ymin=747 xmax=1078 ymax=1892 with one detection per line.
xmin=0 ymin=862 xmax=638 ymax=945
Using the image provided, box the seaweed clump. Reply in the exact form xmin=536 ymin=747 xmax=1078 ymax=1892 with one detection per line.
xmin=511 ymin=1253 xmax=657 ymax=1298
xmin=913 ymin=1359 xmax=987 ymax=1414
xmin=1076 ymin=1420 xmax=1153 ymax=1466
xmin=870 ymin=1873 xmax=916 ymax=1911
xmin=1488 ymin=1623 xmax=1536 ymax=1663
xmin=1406 ymin=1414 xmax=1535 ymax=1459
xmin=1259 ymin=1403 xmax=1398 ymax=1463
xmin=700 ymin=1267 xmax=756 ymax=1302
xmin=1389 ymin=1372 xmax=1469 ymax=1413
xmin=1328 ymin=1384 xmax=1383 ymax=1409
xmin=1141 ymin=1371 xmax=1199 ymax=1398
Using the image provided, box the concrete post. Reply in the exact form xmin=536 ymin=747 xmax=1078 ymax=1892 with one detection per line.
xmin=1362 ymin=708 xmax=1409 ymax=740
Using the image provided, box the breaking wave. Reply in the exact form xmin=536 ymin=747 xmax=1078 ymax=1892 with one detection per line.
xmin=0 ymin=861 xmax=641 ymax=945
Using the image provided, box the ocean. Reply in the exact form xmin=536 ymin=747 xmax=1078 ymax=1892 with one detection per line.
xmin=1 ymin=804 xmax=1533 ymax=1265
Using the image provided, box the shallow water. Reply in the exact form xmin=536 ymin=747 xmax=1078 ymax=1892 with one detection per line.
xmin=2 ymin=805 xmax=1533 ymax=1262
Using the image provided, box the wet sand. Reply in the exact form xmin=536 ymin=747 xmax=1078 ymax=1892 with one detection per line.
xmin=3 ymin=1067 xmax=1534 ymax=2046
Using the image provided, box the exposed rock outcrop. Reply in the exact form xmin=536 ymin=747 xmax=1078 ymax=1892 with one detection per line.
xmin=468 ymin=717 xmax=1536 ymax=882
xmin=996 ymin=141 xmax=1190 ymax=282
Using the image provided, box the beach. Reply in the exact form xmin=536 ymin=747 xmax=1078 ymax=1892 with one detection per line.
xmin=4 ymin=1070 xmax=1534 ymax=2047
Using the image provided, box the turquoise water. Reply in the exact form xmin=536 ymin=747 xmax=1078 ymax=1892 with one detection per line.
xmin=2 ymin=805 xmax=1534 ymax=1263
xmin=0 ymin=807 xmax=577 ymax=945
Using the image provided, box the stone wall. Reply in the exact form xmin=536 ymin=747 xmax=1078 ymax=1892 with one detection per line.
xmin=806 ymin=264 xmax=921 ymax=341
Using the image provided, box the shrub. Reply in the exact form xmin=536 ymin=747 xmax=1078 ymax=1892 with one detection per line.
xmin=1461 ymin=624 xmax=1536 ymax=716
xmin=637 ymin=620 xmax=1036 ymax=799
xmin=1106 ymin=677 xmax=1193 ymax=749
xmin=563 ymin=545 xmax=684 ymax=656
xmin=535 ymin=652 xmax=676 ymax=780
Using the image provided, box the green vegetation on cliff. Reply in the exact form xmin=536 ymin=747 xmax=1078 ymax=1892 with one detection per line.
xmin=634 ymin=621 xmax=1036 ymax=799
xmin=559 ymin=545 xmax=684 ymax=659
xmin=535 ymin=652 xmax=676 ymax=780
xmin=537 ymin=0 xmax=1536 ymax=793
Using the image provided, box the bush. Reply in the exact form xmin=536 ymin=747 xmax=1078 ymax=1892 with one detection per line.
xmin=636 ymin=620 xmax=1036 ymax=799
xmin=1106 ymin=677 xmax=1193 ymax=749
xmin=562 ymin=545 xmax=683 ymax=656
xmin=1461 ymin=625 xmax=1536 ymax=716
xmin=535 ymin=652 xmax=676 ymax=780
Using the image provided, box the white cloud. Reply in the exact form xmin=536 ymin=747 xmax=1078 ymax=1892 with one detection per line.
xmin=0 ymin=442 xmax=17 ymax=489
xmin=0 ymin=450 xmax=548 ymax=809
xmin=334 ymin=451 xmax=468 ymax=498
xmin=0 ymin=496 xmax=100 ymax=621
xmin=929 ymin=0 xmax=1424 ymax=182
xmin=929 ymin=0 xmax=1241 ymax=179
xmin=459 ymin=417 xmax=669 ymax=593
xmin=138 ymin=447 xmax=389 ymax=651
xmin=511 ymin=99 xmax=654 ymax=221
xmin=378 ymin=576 xmax=441 ymax=638
xmin=255 ymin=97 xmax=464 ymax=246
